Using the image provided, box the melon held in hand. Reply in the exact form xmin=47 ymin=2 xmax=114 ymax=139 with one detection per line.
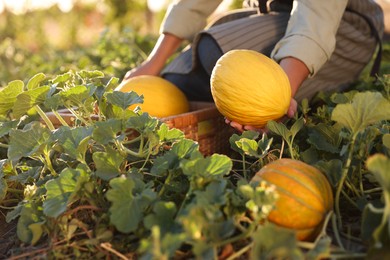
xmin=115 ymin=75 xmax=190 ymax=118
xmin=210 ymin=50 xmax=291 ymax=128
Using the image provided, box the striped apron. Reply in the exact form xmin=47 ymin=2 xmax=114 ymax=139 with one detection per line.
xmin=162 ymin=0 xmax=384 ymax=102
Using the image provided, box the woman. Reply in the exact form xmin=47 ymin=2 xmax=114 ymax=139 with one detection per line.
xmin=124 ymin=0 xmax=384 ymax=131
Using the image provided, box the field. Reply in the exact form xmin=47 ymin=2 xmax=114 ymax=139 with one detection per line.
xmin=0 ymin=2 xmax=390 ymax=259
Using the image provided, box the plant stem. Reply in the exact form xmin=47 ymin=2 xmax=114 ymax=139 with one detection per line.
xmin=242 ymin=154 xmax=247 ymax=180
xmin=225 ymin=241 xmax=253 ymax=260
xmin=335 ymin=132 xmax=357 ymax=230
xmin=35 ymin=105 xmax=55 ymax=131
xmin=52 ymin=110 xmax=69 ymax=127
xmin=332 ymin=209 xmax=345 ymax=250
xmin=43 ymin=150 xmax=57 ymax=176
xmin=0 ymin=143 xmax=9 ymax=148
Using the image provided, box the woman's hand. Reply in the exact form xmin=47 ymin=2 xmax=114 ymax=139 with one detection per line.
xmin=124 ymin=60 xmax=161 ymax=79
xmin=123 ymin=33 xmax=183 ymax=80
xmin=225 ymin=98 xmax=298 ymax=133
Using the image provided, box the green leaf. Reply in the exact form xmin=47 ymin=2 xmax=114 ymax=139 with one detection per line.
xmin=171 ymin=139 xmax=199 ymax=159
xmin=229 ymin=130 xmax=260 ymax=153
xmin=0 ymin=80 xmax=24 ymax=115
xmin=52 ymin=71 xmax=72 ymax=84
xmin=106 ymin=91 xmax=143 ymax=110
xmin=17 ymin=201 xmax=45 ymax=244
xmin=59 ymin=85 xmax=91 ymax=105
xmin=366 ymin=154 xmax=390 ymax=247
xmin=54 ymin=126 xmax=93 ymax=162
xmin=26 ymin=73 xmax=46 ymax=90
xmin=158 ymin=123 xmax=185 ymax=142
xmin=251 ymin=222 xmax=303 ymax=259
xmin=331 ymin=92 xmax=390 ymax=134
xmin=182 ymin=154 xmax=232 ymax=178
xmin=306 ymin=236 xmax=332 ymax=260
xmin=43 ymin=167 xmax=89 ymax=218
xmin=93 ymin=147 xmax=124 ymax=181
xmin=290 ymin=117 xmax=305 ymax=137
xmin=106 ymin=176 xmax=157 ymax=233
xmin=367 ymin=154 xmax=390 ymax=191
xmin=383 ymin=134 xmax=390 ymax=154
xmin=144 ymin=201 xmax=178 ymax=235
xmin=8 ymin=122 xmax=51 ymax=161
xmin=267 ymin=120 xmax=291 ymax=141
xmin=126 ymin=112 xmax=158 ymax=133
xmin=361 ymin=203 xmax=384 ymax=242
xmin=307 ymin=124 xmax=340 ymax=154
xmin=12 ymin=85 xmax=51 ymax=118
xmin=92 ymin=119 xmax=122 ymax=145
xmin=77 ymin=70 xmax=104 ymax=80
xmin=235 ymin=138 xmax=259 ymax=157
xmin=0 ymin=120 xmax=19 ymax=138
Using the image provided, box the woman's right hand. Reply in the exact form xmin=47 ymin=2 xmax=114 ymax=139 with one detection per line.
xmin=123 ymin=33 xmax=183 ymax=81
xmin=123 ymin=60 xmax=161 ymax=80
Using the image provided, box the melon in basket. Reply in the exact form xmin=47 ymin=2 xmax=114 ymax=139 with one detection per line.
xmin=251 ymin=158 xmax=334 ymax=241
xmin=115 ymin=75 xmax=190 ymax=118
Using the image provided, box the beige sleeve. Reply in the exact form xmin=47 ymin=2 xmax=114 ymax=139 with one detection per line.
xmin=160 ymin=0 xmax=224 ymax=41
xmin=271 ymin=0 xmax=348 ymax=76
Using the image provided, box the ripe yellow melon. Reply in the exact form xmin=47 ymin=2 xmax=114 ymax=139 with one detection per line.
xmin=210 ymin=50 xmax=291 ymax=128
xmin=115 ymin=75 xmax=190 ymax=118
xmin=251 ymin=159 xmax=334 ymax=241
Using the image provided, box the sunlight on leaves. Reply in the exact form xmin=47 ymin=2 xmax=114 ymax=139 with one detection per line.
xmin=331 ymin=92 xmax=390 ymax=134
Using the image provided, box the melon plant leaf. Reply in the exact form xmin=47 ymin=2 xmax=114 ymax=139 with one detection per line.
xmin=26 ymin=73 xmax=46 ymax=90
xmin=104 ymin=76 xmax=120 ymax=92
xmin=383 ymin=134 xmax=390 ymax=155
xmin=235 ymin=138 xmax=259 ymax=157
xmin=157 ymin=123 xmax=185 ymax=142
xmin=315 ymin=159 xmax=343 ymax=188
xmin=12 ymin=86 xmax=51 ymax=118
xmin=267 ymin=120 xmax=291 ymax=140
xmin=53 ymin=126 xmax=93 ymax=162
xmin=126 ymin=113 xmax=158 ymax=133
xmin=306 ymin=236 xmax=332 ymax=260
xmin=143 ymin=201 xmax=178 ymax=235
xmin=92 ymin=119 xmax=122 ymax=145
xmin=106 ymin=176 xmax=157 ymax=233
xmin=229 ymin=130 xmax=260 ymax=153
xmin=331 ymin=92 xmax=390 ymax=134
xmin=106 ymin=91 xmax=143 ymax=110
xmin=93 ymin=147 xmax=124 ymax=181
xmin=290 ymin=117 xmax=304 ymax=137
xmin=151 ymin=151 xmax=180 ymax=176
xmin=44 ymin=93 xmax=63 ymax=110
xmin=361 ymin=203 xmax=384 ymax=242
xmin=17 ymin=201 xmax=45 ymax=244
xmin=0 ymin=120 xmax=19 ymax=138
xmin=8 ymin=122 xmax=51 ymax=161
xmin=171 ymin=138 xmax=200 ymax=159
xmin=307 ymin=123 xmax=342 ymax=154
xmin=366 ymin=154 xmax=390 ymax=246
xmin=251 ymin=222 xmax=303 ymax=259
xmin=140 ymin=227 xmax=186 ymax=260
xmin=43 ymin=166 xmax=89 ymax=218
xmin=59 ymin=85 xmax=91 ymax=106
xmin=52 ymin=71 xmax=72 ymax=84
xmin=181 ymin=154 xmax=232 ymax=178
xmin=0 ymin=80 xmax=24 ymax=115
xmin=0 ymin=179 xmax=6 ymax=203
xmin=77 ymin=70 xmax=104 ymax=80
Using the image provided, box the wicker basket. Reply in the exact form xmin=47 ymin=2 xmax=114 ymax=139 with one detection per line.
xmin=43 ymin=102 xmax=234 ymax=156
xmin=161 ymin=102 xmax=234 ymax=155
